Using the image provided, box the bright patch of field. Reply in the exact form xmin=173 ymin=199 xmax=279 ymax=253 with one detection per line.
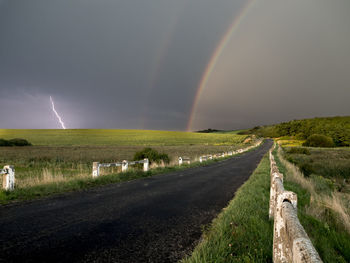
xmin=0 ymin=129 xmax=247 ymax=146
xmin=276 ymin=137 xmax=304 ymax=147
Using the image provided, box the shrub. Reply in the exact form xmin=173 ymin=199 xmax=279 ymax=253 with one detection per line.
xmin=8 ymin=138 xmax=32 ymax=146
xmin=303 ymin=134 xmax=334 ymax=148
xmin=0 ymin=139 xmax=12 ymax=146
xmin=133 ymin=148 xmax=170 ymax=164
xmin=287 ymin=147 xmax=310 ymax=155
xmin=0 ymin=138 xmax=32 ymax=146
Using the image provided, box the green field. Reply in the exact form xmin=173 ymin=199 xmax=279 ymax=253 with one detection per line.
xmin=0 ymin=129 xmax=247 ymax=146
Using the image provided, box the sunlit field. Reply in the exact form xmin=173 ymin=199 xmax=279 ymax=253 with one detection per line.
xmin=0 ymin=129 xmax=247 ymax=146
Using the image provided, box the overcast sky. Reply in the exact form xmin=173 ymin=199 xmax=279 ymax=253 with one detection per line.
xmin=0 ymin=0 xmax=349 ymax=130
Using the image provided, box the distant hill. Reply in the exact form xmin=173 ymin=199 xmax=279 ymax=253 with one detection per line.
xmin=196 ymin=128 xmax=223 ymax=133
xmin=243 ymin=116 xmax=350 ymax=146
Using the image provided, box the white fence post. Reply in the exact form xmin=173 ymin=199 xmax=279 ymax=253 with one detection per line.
xmin=122 ymin=160 xmax=128 ymax=172
xmin=199 ymin=156 xmax=203 ymax=163
xmin=143 ymin=158 xmax=149 ymax=172
xmin=92 ymin=162 xmax=100 ymax=178
xmin=178 ymin=157 xmax=183 ymax=165
xmin=2 ymin=165 xmax=15 ymax=191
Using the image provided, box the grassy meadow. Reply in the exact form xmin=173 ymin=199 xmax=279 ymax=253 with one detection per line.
xmin=0 ymin=129 xmax=251 ymax=202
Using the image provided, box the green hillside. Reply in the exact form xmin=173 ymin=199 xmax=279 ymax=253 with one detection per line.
xmin=246 ymin=116 xmax=350 ymax=146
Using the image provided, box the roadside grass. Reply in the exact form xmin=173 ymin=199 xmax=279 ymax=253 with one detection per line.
xmin=0 ymin=144 xmax=250 ymax=189
xmin=182 ymin=153 xmax=273 ymax=263
xmin=0 ymin=129 xmax=247 ymax=146
xmin=0 ymin=142 xmax=262 ymax=204
xmin=272 ymin=146 xmax=350 ymax=262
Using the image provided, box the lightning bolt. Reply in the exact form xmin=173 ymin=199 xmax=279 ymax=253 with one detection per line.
xmin=50 ymin=96 xmax=66 ymax=129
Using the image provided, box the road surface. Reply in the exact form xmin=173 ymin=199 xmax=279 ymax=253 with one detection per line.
xmin=0 ymin=140 xmax=272 ymax=263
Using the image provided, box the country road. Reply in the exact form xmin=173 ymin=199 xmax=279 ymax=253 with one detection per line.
xmin=0 ymin=140 xmax=272 ymax=263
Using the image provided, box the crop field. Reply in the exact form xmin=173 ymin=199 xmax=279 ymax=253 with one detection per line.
xmin=0 ymin=129 xmax=247 ymax=146
xmin=0 ymin=129 xmax=249 ymax=191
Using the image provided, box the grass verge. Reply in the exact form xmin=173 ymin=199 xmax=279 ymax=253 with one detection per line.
xmin=0 ymin=147 xmax=261 ymax=204
xmin=182 ymin=153 xmax=273 ymax=263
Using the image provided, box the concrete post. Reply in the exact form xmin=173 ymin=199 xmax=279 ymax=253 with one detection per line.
xmin=92 ymin=162 xmax=100 ymax=177
xmin=143 ymin=158 xmax=149 ymax=172
xmin=199 ymin=156 xmax=203 ymax=163
xmin=178 ymin=157 xmax=183 ymax=165
xmin=122 ymin=160 xmax=128 ymax=172
xmin=2 ymin=165 xmax=15 ymax=191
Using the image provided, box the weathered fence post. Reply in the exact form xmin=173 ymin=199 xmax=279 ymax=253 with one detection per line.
xmin=282 ymin=202 xmax=322 ymax=262
xmin=122 ymin=160 xmax=128 ymax=172
xmin=92 ymin=162 xmax=100 ymax=177
xmin=1 ymin=165 xmax=15 ymax=191
xmin=143 ymin=158 xmax=149 ymax=172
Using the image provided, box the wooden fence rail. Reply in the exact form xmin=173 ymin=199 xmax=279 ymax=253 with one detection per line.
xmin=269 ymin=146 xmax=322 ymax=263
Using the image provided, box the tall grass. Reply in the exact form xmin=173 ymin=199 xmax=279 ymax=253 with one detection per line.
xmin=277 ymin=148 xmax=350 ymax=234
xmin=276 ymin=146 xmax=350 ymax=233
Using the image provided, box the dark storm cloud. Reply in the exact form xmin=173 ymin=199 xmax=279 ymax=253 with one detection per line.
xmin=0 ymin=0 xmax=247 ymax=129
xmin=0 ymin=0 xmax=349 ymax=130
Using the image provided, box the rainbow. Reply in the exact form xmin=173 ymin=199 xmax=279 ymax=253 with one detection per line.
xmin=186 ymin=0 xmax=256 ymax=131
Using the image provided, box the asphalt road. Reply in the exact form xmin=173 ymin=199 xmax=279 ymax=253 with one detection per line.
xmin=0 ymin=140 xmax=272 ymax=263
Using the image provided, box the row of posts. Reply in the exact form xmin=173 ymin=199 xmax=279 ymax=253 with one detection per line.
xmin=269 ymin=146 xmax=322 ymax=263
xmin=92 ymin=158 xmax=149 ymax=178
xmin=178 ymin=140 xmax=263 ymax=166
